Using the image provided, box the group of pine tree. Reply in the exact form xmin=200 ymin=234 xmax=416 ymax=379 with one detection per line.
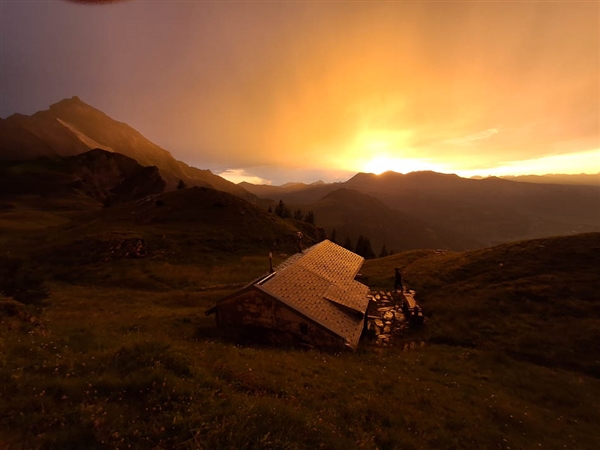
xmin=269 ymin=200 xmax=315 ymax=224
xmin=329 ymin=228 xmax=390 ymax=260
xmin=269 ymin=200 xmax=389 ymax=259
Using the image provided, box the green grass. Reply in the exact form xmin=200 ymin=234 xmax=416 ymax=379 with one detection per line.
xmin=362 ymin=233 xmax=600 ymax=377
xmin=2 ymin=194 xmax=600 ymax=449
xmin=49 ymin=257 xmax=282 ymax=291
xmin=2 ymin=256 xmax=600 ymax=449
xmin=3 ymin=284 xmax=600 ymax=449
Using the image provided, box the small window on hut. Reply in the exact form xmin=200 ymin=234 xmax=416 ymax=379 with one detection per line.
xmin=300 ymin=323 xmax=308 ymax=335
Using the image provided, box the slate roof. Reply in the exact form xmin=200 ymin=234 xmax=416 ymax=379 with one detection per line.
xmin=256 ymin=240 xmax=370 ymax=349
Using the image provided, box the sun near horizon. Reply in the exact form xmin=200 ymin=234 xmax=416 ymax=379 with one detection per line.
xmin=362 ymin=156 xmax=442 ymax=175
xmin=217 ymin=146 xmax=600 ymax=185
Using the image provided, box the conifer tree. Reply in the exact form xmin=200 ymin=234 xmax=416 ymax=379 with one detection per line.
xmin=274 ymin=200 xmax=291 ymax=218
xmin=355 ymin=235 xmax=376 ymax=259
xmin=275 ymin=200 xmax=285 ymax=217
xmin=379 ymin=244 xmax=388 ymax=258
xmin=364 ymin=237 xmax=376 ymax=259
xmin=355 ymin=235 xmax=365 ymax=255
xmin=304 ymin=210 xmax=315 ymax=224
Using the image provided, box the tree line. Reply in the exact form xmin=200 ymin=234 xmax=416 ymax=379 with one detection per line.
xmin=329 ymin=228 xmax=393 ymax=260
xmin=269 ymin=200 xmax=315 ymax=224
xmin=268 ymin=200 xmax=390 ymax=259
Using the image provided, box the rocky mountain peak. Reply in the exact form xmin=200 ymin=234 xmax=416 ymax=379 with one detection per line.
xmin=0 ymin=97 xmax=257 ymax=202
xmin=48 ymin=95 xmax=89 ymax=111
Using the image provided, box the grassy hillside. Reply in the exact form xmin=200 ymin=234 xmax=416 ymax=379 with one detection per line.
xmin=362 ymin=233 xmax=600 ymax=377
xmin=2 ymin=194 xmax=599 ymax=449
xmin=3 ymin=284 xmax=600 ymax=449
xmin=1 ymin=186 xmax=322 ymax=290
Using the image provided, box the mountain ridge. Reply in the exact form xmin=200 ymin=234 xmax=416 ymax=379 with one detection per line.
xmin=3 ymin=97 xmax=598 ymax=252
xmin=0 ymin=96 xmax=257 ymax=202
xmin=311 ymin=187 xmax=482 ymax=252
xmin=244 ymin=169 xmax=600 ymax=249
xmin=498 ymin=173 xmax=600 ymax=186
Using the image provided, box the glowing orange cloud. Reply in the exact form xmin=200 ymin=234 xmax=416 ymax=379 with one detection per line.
xmin=3 ymin=1 xmax=598 ymax=182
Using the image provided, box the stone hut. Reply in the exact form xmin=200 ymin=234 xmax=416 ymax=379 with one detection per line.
xmin=205 ymin=240 xmax=370 ymax=352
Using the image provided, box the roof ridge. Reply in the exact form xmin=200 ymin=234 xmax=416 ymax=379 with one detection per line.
xmin=272 ymin=240 xmax=321 ymax=272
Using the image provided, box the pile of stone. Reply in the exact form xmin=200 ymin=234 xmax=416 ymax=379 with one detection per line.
xmin=102 ymin=238 xmax=147 ymax=261
xmin=365 ymin=290 xmax=409 ymax=347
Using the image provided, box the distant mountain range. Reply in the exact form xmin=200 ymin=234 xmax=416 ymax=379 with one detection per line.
xmin=2 ymin=97 xmax=598 ymax=252
xmin=496 ymin=173 xmax=600 ymax=186
xmin=243 ymin=171 xmax=600 ymax=250
xmin=307 ymin=188 xmax=483 ymax=252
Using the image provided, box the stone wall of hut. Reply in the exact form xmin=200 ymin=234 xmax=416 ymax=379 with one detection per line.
xmin=216 ymin=289 xmax=346 ymax=352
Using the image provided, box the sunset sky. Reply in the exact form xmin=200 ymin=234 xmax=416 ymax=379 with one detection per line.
xmin=1 ymin=0 xmax=598 ymax=185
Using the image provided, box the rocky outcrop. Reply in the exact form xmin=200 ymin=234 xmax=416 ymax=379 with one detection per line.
xmin=0 ymin=149 xmax=166 ymax=204
xmin=67 ymin=149 xmax=166 ymax=204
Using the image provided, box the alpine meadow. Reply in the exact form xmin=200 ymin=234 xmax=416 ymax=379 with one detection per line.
xmin=2 ymin=1 xmax=600 ymax=449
